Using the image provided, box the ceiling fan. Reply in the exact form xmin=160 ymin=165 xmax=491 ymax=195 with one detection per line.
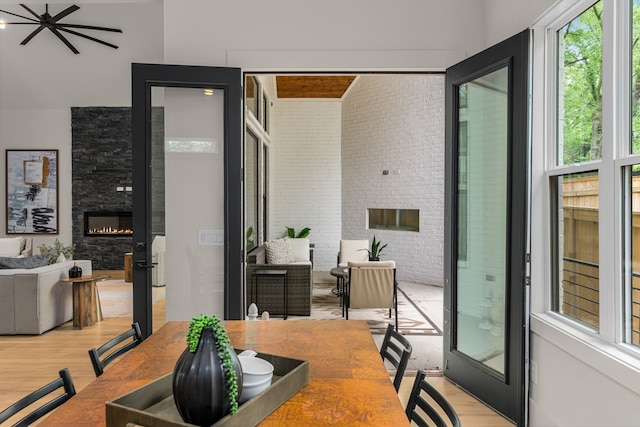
xmin=0 ymin=3 xmax=122 ymax=54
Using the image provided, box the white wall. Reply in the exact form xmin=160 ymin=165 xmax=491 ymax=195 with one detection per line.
xmin=270 ymin=100 xmax=342 ymax=271
xmin=341 ymin=75 xmax=445 ymax=285
xmin=0 ymin=2 xmax=163 ymax=251
xmin=163 ymin=0 xmax=486 ymax=69
xmin=484 ymin=0 xmax=558 ymax=46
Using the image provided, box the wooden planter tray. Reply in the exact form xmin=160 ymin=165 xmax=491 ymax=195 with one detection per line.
xmin=106 ymin=351 xmax=309 ymax=427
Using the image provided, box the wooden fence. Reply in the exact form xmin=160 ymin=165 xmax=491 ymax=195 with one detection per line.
xmin=561 ymin=175 xmax=640 ymax=345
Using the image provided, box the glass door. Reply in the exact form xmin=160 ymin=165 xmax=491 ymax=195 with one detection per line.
xmin=131 ymin=64 xmax=243 ymax=337
xmin=444 ymin=30 xmax=530 ymax=426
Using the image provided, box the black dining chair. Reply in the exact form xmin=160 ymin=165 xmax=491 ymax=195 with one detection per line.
xmin=88 ymin=322 xmax=143 ymax=377
xmin=0 ymin=368 xmax=76 ymax=427
xmin=405 ymin=369 xmax=461 ymax=427
xmin=379 ymin=323 xmax=412 ymax=391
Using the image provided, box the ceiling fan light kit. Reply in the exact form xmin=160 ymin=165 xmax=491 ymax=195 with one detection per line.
xmin=0 ymin=3 xmax=122 ymax=54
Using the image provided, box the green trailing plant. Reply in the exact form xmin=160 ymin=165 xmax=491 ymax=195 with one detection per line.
xmin=286 ymin=226 xmax=310 ymax=239
xmin=187 ymin=314 xmax=239 ymax=415
xmin=361 ymin=235 xmax=388 ymax=260
xmin=39 ymin=238 xmax=75 ymax=264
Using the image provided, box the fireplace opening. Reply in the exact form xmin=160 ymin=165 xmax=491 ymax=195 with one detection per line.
xmin=84 ymin=211 xmax=133 ymax=236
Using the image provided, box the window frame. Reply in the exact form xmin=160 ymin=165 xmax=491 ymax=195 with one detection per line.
xmin=538 ymin=0 xmax=640 ymax=360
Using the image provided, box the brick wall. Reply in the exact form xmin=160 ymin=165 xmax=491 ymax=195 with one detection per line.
xmin=271 ymin=75 xmax=445 ymax=285
xmin=341 ymin=75 xmax=445 ymax=285
xmin=270 ymin=100 xmax=342 ymax=271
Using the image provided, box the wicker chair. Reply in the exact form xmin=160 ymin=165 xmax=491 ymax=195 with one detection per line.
xmin=246 ymin=241 xmax=313 ymax=316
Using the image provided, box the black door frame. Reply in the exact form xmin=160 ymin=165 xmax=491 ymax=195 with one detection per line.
xmin=443 ymin=29 xmax=531 ymax=426
xmin=131 ymin=63 xmax=244 ymax=338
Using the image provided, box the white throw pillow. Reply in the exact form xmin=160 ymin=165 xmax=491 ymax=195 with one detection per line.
xmin=288 ymin=238 xmax=310 ymax=262
xmin=0 ymin=237 xmax=22 ymax=257
xmin=265 ymin=238 xmax=294 ymax=264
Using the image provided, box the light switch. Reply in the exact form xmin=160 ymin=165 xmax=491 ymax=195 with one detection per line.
xmin=198 ymin=229 xmax=224 ymax=246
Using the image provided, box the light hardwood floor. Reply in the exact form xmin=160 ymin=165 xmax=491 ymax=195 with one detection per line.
xmin=0 ymin=274 xmax=513 ymax=426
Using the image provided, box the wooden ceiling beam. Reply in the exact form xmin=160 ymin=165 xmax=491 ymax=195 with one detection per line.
xmin=275 ymin=75 xmax=356 ymax=98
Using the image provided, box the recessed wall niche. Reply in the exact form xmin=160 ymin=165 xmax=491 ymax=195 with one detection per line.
xmin=368 ymin=208 xmax=419 ymax=232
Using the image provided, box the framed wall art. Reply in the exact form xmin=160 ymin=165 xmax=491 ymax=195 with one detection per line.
xmin=6 ymin=149 xmax=58 ymax=234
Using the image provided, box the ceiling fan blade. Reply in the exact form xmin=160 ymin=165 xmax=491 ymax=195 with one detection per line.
xmin=48 ymin=27 xmax=79 ymax=54
xmin=49 ymin=5 xmax=80 ymax=23
xmin=0 ymin=8 xmax=39 ymax=22
xmin=58 ymin=23 xmax=122 ymax=33
xmin=19 ymin=4 xmax=43 ymax=21
xmin=20 ymin=26 xmax=45 ymax=46
xmin=0 ymin=22 xmax=40 ymax=25
xmin=58 ymin=27 xmax=119 ymax=49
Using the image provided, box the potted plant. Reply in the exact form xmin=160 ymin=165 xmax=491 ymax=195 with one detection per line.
xmin=362 ymin=235 xmax=388 ymax=261
xmin=39 ymin=238 xmax=75 ymax=264
xmin=285 ymin=226 xmax=310 ymax=239
xmin=173 ymin=314 xmax=242 ymax=426
xmin=246 ymin=226 xmax=255 ymax=249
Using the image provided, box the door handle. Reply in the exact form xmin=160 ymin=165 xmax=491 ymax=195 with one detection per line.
xmin=136 ymin=262 xmax=156 ymax=269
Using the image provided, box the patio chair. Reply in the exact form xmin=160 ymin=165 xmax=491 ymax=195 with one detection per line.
xmin=337 ymin=239 xmax=370 ymax=267
xmin=0 ymin=368 xmax=76 ymax=427
xmin=345 ymin=260 xmax=397 ymax=328
xmin=405 ymin=369 xmax=461 ymax=427
xmin=334 ymin=240 xmax=369 ymax=299
xmin=380 ymin=323 xmax=412 ymax=391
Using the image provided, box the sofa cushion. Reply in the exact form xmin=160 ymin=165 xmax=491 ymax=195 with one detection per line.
xmin=0 ymin=237 xmax=22 ymax=257
xmin=0 ymin=254 xmax=50 ymax=269
xmin=289 ymin=238 xmax=310 ymax=262
xmin=265 ymin=238 xmax=294 ymax=264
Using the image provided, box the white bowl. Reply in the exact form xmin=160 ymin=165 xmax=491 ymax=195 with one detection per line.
xmin=239 ymin=376 xmax=272 ymax=402
xmin=238 ymin=355 xmax=274 ymax=380
xmin=238 ymin=355 xmax=274 ymax=403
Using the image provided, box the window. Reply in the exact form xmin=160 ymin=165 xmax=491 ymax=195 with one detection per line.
xmin=262 ymin=93 xmax=269 ymax=132
xmin=245 ymin=129 xmax=259 ymax=252
xmin=244 ymin=75 xmax=271 ymax=250
xmin=551 ymin=171 xmax=600 ymax=330
xmin=262 ymin=144 xmax=269 ymax=240
xmin=556 ymin=2 xmax=603 ymax=165
xmin=625 ymin=166 xmax=640 ymax=345
xmin=546 ymin=0 xmax=640 ymax=351
xmin=245 ymin=76 xmax=258 ymax=119
xmin=550 ymin=2 xmax=603 ymax=329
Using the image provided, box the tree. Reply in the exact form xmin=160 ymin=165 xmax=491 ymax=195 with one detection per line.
xmin=559 ymin=1 xmax=603 ymax=165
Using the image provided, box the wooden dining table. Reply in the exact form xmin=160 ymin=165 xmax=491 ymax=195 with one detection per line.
xmin=41 ymin=319 xmax=410 ymax=426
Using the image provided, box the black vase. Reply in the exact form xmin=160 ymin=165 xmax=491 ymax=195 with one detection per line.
xmin=172 ymin=327 xmax=243 ymax=426
xmin=69 ymin=262 xmax=82 ymax=278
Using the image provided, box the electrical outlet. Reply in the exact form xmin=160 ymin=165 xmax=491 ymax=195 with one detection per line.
xmin=530 ymin=360 xmax=538 ymax=385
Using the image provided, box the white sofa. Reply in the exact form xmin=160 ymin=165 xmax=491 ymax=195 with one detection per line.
xmin=0 ymin=259 xmax=92 ymax=335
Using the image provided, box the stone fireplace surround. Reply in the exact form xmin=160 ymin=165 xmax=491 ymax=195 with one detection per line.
xmin=71 ymin=107 xmax=133 ymax=270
